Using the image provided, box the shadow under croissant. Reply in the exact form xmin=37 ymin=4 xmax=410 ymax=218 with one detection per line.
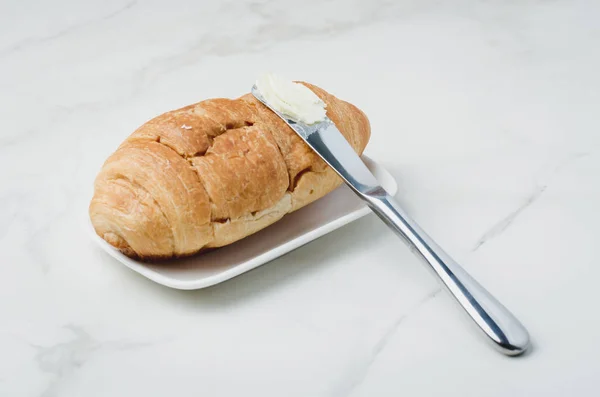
xmin=102 ymin=214 xmax=389 ymax=309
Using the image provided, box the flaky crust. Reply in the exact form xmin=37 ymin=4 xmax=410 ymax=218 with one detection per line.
xmin=89 ymin=83 xmax=371 ymax=260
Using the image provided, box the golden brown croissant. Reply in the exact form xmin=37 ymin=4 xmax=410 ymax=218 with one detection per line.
xmin=89 ymin=83 xmax=370 ymax=260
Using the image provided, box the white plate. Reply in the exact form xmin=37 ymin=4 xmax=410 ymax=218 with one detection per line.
xmin=89 ymin=156 xmax=397 ymax=290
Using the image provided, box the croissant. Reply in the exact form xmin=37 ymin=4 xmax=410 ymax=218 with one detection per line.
xmin=89 ymin=83 xmax=370 ymax=260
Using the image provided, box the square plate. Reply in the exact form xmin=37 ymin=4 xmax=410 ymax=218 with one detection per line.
xmin=89 ymin=155 xmax=397 ymax=289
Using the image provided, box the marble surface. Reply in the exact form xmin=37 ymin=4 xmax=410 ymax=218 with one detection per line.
xmin=1 ymin=0 xmax=599 ymax=395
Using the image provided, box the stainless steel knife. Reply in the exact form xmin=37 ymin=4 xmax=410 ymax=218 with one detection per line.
xmin=252 ymin=85 xmax=530 ymax=356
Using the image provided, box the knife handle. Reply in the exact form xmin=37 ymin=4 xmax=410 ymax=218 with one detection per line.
xmin=364 ymin=191 xmax=530 ymax=356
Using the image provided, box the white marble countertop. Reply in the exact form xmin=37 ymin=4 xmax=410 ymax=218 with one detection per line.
xmin=2 ymin=0 xmax=599 ymax=395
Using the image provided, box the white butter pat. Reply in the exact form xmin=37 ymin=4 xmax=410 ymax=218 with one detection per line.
xmin=255 ymin=73 xmax=327 ymax=125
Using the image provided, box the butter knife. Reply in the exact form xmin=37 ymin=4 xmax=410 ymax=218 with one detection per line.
xmin=252 ymin=85 xmax=530 ymax=356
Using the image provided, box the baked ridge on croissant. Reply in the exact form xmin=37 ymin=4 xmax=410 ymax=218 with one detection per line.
xmin=89 ymin=83 xmax=371 ymax=260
